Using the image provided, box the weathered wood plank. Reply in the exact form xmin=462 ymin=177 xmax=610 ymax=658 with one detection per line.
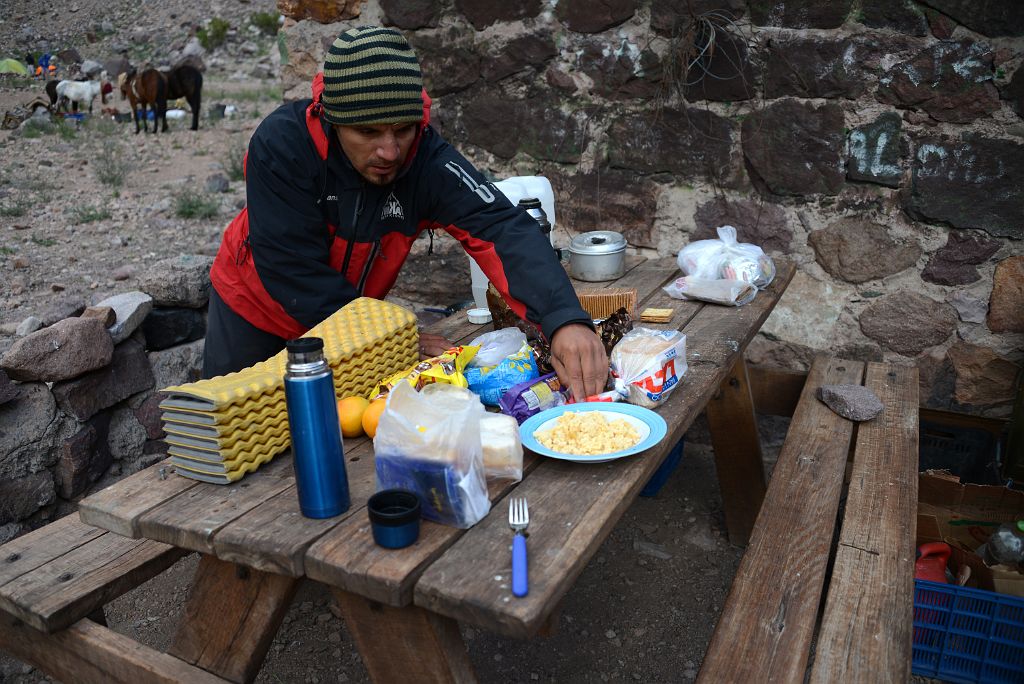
xmin=169 ymin=554 xmax=298 ymax=684
xmin=134 ymin=454 xmax=296 ymax=554
xmin=413 ymin=264 xmax=795 ymax=637
xmin=306 ymin=454 xmax=538 ymax=607
xmin=0 ymin=529 xmax=184 ymax=633
xmin=809 ymin=362 xmax=919 ymax=683
xmin=748 ymin=365 xmax=807 ymax=417
xmin=78 ymin=457 xmax=199 ymax=538
xmin=0 ymin=514 xmax=103 ymax=586
xmin=706 ymin=356 xmax=766 ymax=545
xmin=0 ymin=614 xmax=228 ymax=684
xmin=211 ymin=439 xmax=379 ymax=576
xmin=697 ymin=355 xmax=864 ymax=684
xmin=333 ymin=588 xmax=477 ymax=684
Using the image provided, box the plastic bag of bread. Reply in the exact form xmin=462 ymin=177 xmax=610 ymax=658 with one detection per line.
xmin=608 ymin=328 xmax=688 ymax=407
xmin=374 ymin=382 xmax=490 ymax=528
xmin=479 ymin=413 xmax=523 ymax=482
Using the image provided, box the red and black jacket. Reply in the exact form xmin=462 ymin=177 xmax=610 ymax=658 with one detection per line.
xmin=210 ymin=74 xmax=590 ymax=341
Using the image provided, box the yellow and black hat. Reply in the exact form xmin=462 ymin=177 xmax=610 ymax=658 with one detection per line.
xmin=321 ymin=26 xmax=424 ymax=126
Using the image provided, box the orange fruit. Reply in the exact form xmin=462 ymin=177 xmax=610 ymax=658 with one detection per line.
xmin=337 ymin=396 xmax=369 ymax=438
xmin=361 ymin=398 xmax=387 ymax=439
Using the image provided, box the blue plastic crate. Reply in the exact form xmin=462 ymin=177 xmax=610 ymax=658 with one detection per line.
xmin=913 ymin=579 xmax=1024 ymax=683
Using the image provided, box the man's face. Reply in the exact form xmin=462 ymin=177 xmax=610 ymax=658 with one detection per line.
xmin=334 ymin=122 xmax=418 ymax=186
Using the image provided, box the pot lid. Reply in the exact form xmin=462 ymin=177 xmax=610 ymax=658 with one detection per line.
xmin=569 ymin=231 xmax=627 ymax=255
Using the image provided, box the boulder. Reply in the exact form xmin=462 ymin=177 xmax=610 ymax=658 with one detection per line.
xmin=381 ymin=0 xmax=441 ymax=29
xmin=551 ymin=171 xmax=659 ymax=249
xmin=411 ymin=33 xmax=480 ymax=97
xmin=52 ymin=338 xmax=155 ymax=421
xmin=906 ymin=135 xmax=1024 ymax=239
xmin=692 ymin=198 xmax=791 ymax=255
xmin=205 ymin=173 xmax=230 ymax=194
xmin=108 ymin=406 xmax=148 ymax=461
xmin=946 ymin=341 xmax=1020 ymax=406
xmin=921 ymin=231 xmax=1001 ymax=286
xmin=0 ymin=317 xmax=113 ymax=382
xmin=94 ymin=291 xmax=154 ymax=344
xmin=0 ymin=471 xmax=55 ymax=524
xmin=809 ymin=218 xmax=921 ymax=284
xmin=148 ymin=338 xmax=205 ymax=389
xmin=277 ymin=0 xmax=364 ymax=23
xmin=651 ymin=0 xmax=745 ymax=34
xmin=859 ymin=0 xmax=928 ymax=35
xmin=79 ymin=58 xmax=103 ymax=77
xmin=141 ymin=307 xmax=206 ymax=351
xmin=138 ymin=254 xmax=214 ymax=308
xmin=847 ymin=112 xmax=904 ymax=187
xmin=608 ymin=106 xmax=733 ymax=180
xmin=749 ymin=0 xmax=852 ymax=28
xmin=764 ymin=38 xmax=867 ymax=100
xmin=859 ymin=291 xmax=957 ymax=355
xmin=577 ymin=39 xmax=663 ymax=100
xmin=917 ymin=0 xmax=1024 ymax=36
xmin=54 ymin=415 xmax=112 ymax=499
xmin=15 ymin=316 xmax=42 ymax=337
xmin=1002 ymin=66 xmax=1024 ymax=118
xmin=683 ymin=31 xmax=755 ymax=102
xmin=946 ymin=290 xmax=988 ymax=324
xmin=0 ymin=370 xmax=16 ymax=406
xmin=816 ymin=384 xmax=885 ymax=421
xmin=38 ymin=295 xmax=87 ymax=325
xmin=482 ymin=35 xmax=558 ymax=84
xmin=81 ymin=305 xmax=116 ymax=327
xmin=876 ymin=41 xmax=999 ymax=124
xmin=987 ymin=256 xmax=1024 ymax=333
xmin=454 ymin=0 xmax=542 ymax=30
xmin=556 ymin=0 xmax=637 ymax=33
xmin=742 ymin=99 xmax=845 ymax=196
xmin=461 ymin=91 xmax=590 ymax=163
xmin=0 ymin=382 xmax=63 ymax=481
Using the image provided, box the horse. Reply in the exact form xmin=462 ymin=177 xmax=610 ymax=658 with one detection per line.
xmin=119 ymin=68 xmax=166 ymax=134
xmin=165 ymin=64 xmax=202 ymax=131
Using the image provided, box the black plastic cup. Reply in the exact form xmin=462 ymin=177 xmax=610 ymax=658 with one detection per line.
xmin=367 ymin=489 xmax=421 ymax=549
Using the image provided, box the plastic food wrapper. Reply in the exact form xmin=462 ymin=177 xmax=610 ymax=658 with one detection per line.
xmin=499 ymin=372 xmax=571 ymax=424
xmin=370 ymin=344 xmax=478 ymax=400
xmin=465 ymin=340 xmax=539 ymax=406
xmin=374 ymin=382 xmax=490 ymax=528
xmin=480 ymin=413 xmax=523 ymax=481
xmin=597 ymin=308 xmax=634 ymax=355
xmin=606 ymin=328 xmax=688 ymax=407
xmin=663 ymin=275 xmax=757 ymax=306
xmin=468 ymin=328 xmax=527 ymax=368
xmin=677 ymin=225 xmax=776 ymax=289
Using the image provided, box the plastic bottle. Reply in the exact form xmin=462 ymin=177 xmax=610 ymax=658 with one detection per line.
xmin=982 ymin=520 xmax=1024 ymax=566
xmin=283 ymin=337 xmax=350 ymax=518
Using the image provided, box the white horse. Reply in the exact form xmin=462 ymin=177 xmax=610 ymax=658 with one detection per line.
xmin=54 ymin=73 xmax=109 ymax=114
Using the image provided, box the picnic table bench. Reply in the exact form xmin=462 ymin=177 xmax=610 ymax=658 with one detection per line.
xmin=699 ymin=355 xmax=920 ymax=682
xmin=1 ymin=255 xmax=803 ymax=682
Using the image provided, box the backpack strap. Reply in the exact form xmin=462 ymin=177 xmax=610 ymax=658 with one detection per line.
xmin=305 ymin=72 xmax=329 ymax=161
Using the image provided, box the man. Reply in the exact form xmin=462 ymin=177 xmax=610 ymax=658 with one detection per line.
xmin=206 ymin=26 xmax=607 ymax=401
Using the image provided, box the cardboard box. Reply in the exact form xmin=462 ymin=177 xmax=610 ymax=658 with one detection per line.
xmin=917 ymin=470 xmax=1024 ymax=597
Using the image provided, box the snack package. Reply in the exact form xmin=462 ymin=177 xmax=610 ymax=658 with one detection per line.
xmin=371 ymin=344 xmax=478 ymax=400
xmin=480 ymin=413 xmax=523 ymax=481
xmin=374 ymin=382 xmax=490 ymax=528
xmin=498 ymin=372 xmax=571 ymax=424
xmin=677 ymin=225 xmax=776 ymax=289
xmin=608 ymin=328 xmax=688 ymax=407
xmin=465 ymin=341 xmax=539 ymax=406
xmin=663 ymin=275 xmax=758 ymax=306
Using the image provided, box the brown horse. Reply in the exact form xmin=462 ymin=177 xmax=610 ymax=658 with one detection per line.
xmin=165 ymin=64 xmax=203 ymax=131
xmin=119 ymin=68 xmax=167 ymax=134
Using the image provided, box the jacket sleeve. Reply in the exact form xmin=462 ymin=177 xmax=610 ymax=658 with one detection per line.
xmin=245 ymin=119 xmax=359 ymax=330
xmin=420 ymin=136 xmax=592 ymax=340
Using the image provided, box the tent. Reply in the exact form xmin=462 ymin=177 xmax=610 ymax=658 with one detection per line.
xmin=0 ymin=58 xmax=30 ymax=75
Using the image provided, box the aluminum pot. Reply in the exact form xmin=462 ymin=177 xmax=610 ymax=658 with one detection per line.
xmin=567 ymin=231 xmax=627 ymax=282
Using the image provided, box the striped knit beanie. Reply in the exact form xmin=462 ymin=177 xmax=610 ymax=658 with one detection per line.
xmin=321 ymin=26 xmax=424 ymax=126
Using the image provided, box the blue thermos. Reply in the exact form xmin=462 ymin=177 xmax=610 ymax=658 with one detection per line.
xmin=284 ymin=337 xmax=350 ymax=518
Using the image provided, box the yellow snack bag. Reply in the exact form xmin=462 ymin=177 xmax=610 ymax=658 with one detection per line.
xmin=371 ymin=345 xmax=479 ymax=399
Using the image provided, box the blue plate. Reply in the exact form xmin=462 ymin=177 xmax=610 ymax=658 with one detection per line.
xmin=520 ymin=402 xmax=667 ymax=464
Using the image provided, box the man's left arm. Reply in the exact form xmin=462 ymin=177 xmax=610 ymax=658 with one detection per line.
xmin=421 ymin=143 xmax=608 ymax=398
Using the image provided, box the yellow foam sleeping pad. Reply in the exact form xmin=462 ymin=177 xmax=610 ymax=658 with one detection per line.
xmin=160 ymin=297 xmax=419 ymax=484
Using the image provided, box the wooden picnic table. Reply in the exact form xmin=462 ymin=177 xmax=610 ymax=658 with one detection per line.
xmin=77 ymin=255 xmax=795 ymax=683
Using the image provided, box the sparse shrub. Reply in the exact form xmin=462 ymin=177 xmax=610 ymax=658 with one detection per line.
xmin=95 ymin=145 xmax=129 ymax=188
xmin=250 ymin=11 xmax=280 ymax=36
xmin=32 ymin=236 xmax=56 ymax=247
xmin=198 ymin=18 xmax=231 ymax=51
xmin=225 ymin=137 xmax=246 ymax=181
xmin=0 ymin=246 xmax=15 ymax=255
xmin=174 ymin=188 xmax=220 ymax=219
xmin=73 ymin=205 xmax=112 ymax=224
xmin=0 ymin=201 xmax=27 ymax=217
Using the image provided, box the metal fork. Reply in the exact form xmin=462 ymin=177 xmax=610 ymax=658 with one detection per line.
xmin=508 ymin=497 xmax=529 ymax=597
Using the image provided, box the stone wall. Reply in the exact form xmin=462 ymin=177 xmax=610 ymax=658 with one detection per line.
xmin=282 ymin=0 xmax=1023 ymax=416
xmin=0 ymin=255 xmax=210 ymax=542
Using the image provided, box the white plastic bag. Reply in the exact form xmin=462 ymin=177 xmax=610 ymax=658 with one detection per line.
xmin=480 ymin=413 xmax=523 ymax=482
xmin=677 ymin=225 xmax=776 ymax=288
xmin=374 ymin=382 xmax=490 ymax=528
xmin=663 ymin=275 xmax=758 ymax=306
xmin=468 ymin=328 xmax=527 ymax=368
xmin=608 ymin=328 xmax=688 ymax=407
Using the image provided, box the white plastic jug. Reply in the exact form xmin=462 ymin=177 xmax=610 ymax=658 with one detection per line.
xmin=468 ymin=176 xmax=556 ymax=308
